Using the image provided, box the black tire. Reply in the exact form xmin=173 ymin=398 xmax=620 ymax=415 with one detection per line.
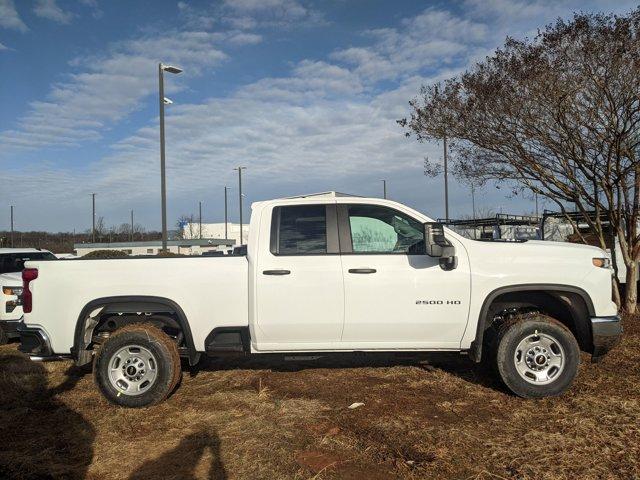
xmin=494 ymin=314 xmax=580 ymax=398
xmin=0 ymin=325 xmax=7 ymax=346
xmin=94 ymin=323 xmax=182 ymax=408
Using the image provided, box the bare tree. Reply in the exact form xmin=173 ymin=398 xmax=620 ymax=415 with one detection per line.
xmin=401 ymin=10 xmax=640 ymax=312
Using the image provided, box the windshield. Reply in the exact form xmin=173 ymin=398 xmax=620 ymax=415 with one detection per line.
xmin=0 ymin=252 xmax=56 ymax=274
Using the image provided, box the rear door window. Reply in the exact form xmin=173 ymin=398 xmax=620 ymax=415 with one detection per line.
xmin=273 ymin=205 xmax=327 ymax=255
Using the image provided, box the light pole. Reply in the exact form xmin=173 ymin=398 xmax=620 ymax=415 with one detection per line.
xmin=234 ymin=167 xmax=246 ymax=244
xmin=91 ymin=193 xmax=96 ymax=243
xmin=130 ymin=210 xmax=134 ymax=242
xmin=158 ymin=62 xmax=183 ymax=252
xmin=443 ymin=135 xmax=449 ymax=221
xmin=224 ymin=186 xmax=229 ymax=240
xmin=10 ymin=205 xmax=14 ymax=248
xmin=381 ymin=179 xmax=387 ymax=199
xmin=199 ymin=201 xmax=202 ymax=239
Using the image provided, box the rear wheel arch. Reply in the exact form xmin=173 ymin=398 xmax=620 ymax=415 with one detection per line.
xmin=470 ymin=284 xmax=595 ymax=362
xmin=72 ymin=295 xmax=199 ymax=366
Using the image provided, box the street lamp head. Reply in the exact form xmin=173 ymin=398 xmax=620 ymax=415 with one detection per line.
xmin=161 ymin=64 xmax=183 ymax=74
xmin=163 ymin=97 xmax=173 ymax=105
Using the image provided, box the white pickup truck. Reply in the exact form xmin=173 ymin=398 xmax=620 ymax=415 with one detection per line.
xmin=18 ymin=192 xmax=621 ymax=407
xmin=0 ymin=248 xmax=56 ymax=344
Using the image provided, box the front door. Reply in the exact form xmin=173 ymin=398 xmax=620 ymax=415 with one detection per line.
xmin=338 ymin=204 xmax=471 ymax=349
xmin=254 ymin=203 xmax=344 ymax=350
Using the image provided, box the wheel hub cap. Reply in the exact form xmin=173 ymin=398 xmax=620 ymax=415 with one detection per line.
xmin=107 ymin=345 xmax=158 ymax=396
xmin=514 ymin=332 xmax=565 ymax=385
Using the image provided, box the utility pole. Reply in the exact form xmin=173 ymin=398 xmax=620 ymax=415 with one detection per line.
xmin=443 ymin=134 xmax=449 ymax=221
xmin=381 ymin=179 xmax=387 ymax=199
xmin=130 ymin=210 xmax=134 ymax=242
xmin=158 ymin=62 xmax=182 ymax=252
xmin=10 ymin=205 xmax=14 ymax=248
xmin=91 ymin=193 xmax=96 ymax=243
xmin=234 ymin=167 xmax=247 ymax=244
xmin=199 ymin=201 xmax=202 ymax=239
xmin=535 ymin=192 xmax=539 ymax=217
xmin=224 ymin=186 xmax=229 ymax=240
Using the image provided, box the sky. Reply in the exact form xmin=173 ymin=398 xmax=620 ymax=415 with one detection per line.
xmin=0 ymin=0 xmax=637 ymax=233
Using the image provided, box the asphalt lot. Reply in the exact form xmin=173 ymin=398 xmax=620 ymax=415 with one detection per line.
xmin=0 ymin=318 xmax=638 ymax=479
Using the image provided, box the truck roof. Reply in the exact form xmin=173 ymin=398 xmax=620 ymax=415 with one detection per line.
xmin=282 ymin=191 xmax=361 ymax=199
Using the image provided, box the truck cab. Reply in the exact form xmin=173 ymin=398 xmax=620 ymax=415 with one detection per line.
xmin=18 ymin=193 xmax=621 ymax=407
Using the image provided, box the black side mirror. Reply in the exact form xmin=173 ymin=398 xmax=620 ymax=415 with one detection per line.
xmin=424 ymin=222 xmax=457 ymax=270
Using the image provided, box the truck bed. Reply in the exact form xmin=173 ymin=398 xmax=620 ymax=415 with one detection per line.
xmin=24 ymin=256 xmax=249 ymax=353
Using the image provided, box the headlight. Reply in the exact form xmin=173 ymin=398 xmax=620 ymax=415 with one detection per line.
xmin=2 ymin=286 xmax=23 ymax=296
xmin=592 ymin=258 xmax=611 ymax=269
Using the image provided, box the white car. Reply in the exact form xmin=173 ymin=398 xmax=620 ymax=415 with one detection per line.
xmin=0 ymin=248 xmax=56 ymax=344
xmin=18 ymin=193 xmax=621 ymax=407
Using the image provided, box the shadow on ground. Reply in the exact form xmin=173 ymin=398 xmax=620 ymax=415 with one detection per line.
xmin=129 ymin=430 xmax=226 ymax=480
xmin=0 ymin=353 xmax=94 ymax=479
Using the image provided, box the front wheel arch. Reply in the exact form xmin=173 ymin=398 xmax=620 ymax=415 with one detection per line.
xmin=72 ymin=296 xmax=199 ymax=366
xmin=470 ymin=284 xmax=595 ymax=362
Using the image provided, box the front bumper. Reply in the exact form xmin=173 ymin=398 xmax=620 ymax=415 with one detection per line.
xmin=17 ymin=322 xmax=56 ymax=359
xmin=591 ymin=315 xmax=622 ymax=362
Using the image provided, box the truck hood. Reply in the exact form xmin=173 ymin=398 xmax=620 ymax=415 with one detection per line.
xmin=524 ymin=240 xmax=606 ymax=255
xmin=0 ymin=271 xmax=22 ymax=286
xmin=465 ymin=238 xmax=608 ymax=267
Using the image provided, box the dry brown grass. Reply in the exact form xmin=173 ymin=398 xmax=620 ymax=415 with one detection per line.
xmin=0 ymin=319 xmax=639 ymax=479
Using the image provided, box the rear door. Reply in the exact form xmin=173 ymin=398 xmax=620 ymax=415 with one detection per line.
xmin=254 ymin=203 xmax=344 ymax=350
xmin=338 ymin=203 xmax=471 ymax=349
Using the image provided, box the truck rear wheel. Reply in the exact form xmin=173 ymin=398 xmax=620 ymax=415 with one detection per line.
xmin=494 ymin=314 xmax=580 ymax=398
xmin=94 ymin=323 xmax=181 ymax=407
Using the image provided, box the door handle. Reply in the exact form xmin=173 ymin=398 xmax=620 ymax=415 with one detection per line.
xmin=263 ymin=269 xmax=291 ymax=275
xmin=348 ymin=268 xmax=377 ymax=274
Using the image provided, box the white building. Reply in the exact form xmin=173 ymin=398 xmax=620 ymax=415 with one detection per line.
xmin=74 ymin=238 xmax=235 ymax=257
xmin=182 ymin=222 xmax=248 ymax=245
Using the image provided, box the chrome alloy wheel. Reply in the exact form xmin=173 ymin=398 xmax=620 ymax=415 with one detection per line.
xmin=107 ymin=345 xmax=158 ymax=396
xmin=513 ymin=332 xmax=565 ymax=385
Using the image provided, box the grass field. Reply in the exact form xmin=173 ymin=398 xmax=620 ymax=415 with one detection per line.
xmin=0 ymin=319 xmax=638 ymax=480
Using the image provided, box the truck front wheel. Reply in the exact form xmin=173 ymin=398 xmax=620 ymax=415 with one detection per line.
xmin=94 ymin=323 xmax=182 ymax=407
xmin=494 ymin=314 xmax=580 ymax=398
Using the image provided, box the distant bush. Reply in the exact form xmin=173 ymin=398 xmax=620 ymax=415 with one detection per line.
xmin=82 ymin=250 xmax=129 ymax=259
xmin=155 ymin=251 xmax=186 ymax=257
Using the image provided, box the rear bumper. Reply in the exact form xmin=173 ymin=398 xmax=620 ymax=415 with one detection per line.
xmin=591 ymin=315 xmax=622 ymax=362
xmin=17 ymin=322 xmax=57 ymax=359
xmin=0 ymin=319 xmax=22 ymax=338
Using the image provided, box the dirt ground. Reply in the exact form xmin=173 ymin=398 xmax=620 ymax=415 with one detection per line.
xmin=0 ymin=319 xmax=638 ymax=480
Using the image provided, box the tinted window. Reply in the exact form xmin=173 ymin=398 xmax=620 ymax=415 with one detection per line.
xmin=348 ymin=205 xmax=424 ymax=254
xmin=277 ymin=205 xmax=327 ymax=254
xmin=0 ymin=251 xmax=56 ymax=274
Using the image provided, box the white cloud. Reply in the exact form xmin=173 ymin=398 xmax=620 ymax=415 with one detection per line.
xmin=330 ymin=8 xmax=489 ymax=84
xmin=33 ymin=0 xmax=75 ymax=24
xmin=0 ymin=30 xmax=231 ymax=150
xmin=227 ymin=32 xmax=263 ymax=46
xmin=0 ymin=0 xmax=28 ymax=32
xmin=0 ymin=42 xmax=9 ymax=50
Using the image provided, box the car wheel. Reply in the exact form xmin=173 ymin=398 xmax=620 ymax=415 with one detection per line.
xmin=94 ymin=323 xmax=182 ymax=407
xmin=495 ymin=314 xmax=580 ymax=398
